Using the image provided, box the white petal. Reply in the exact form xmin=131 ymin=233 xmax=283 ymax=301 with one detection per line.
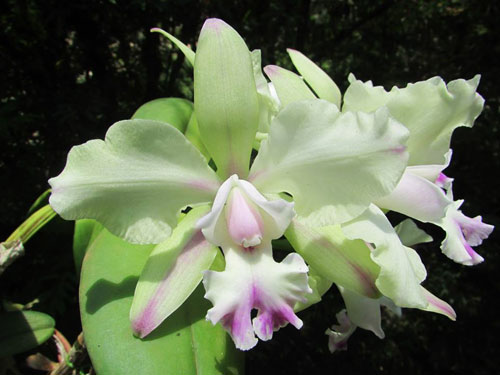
xmin=203 ymin=243 xmax=311 ymax=350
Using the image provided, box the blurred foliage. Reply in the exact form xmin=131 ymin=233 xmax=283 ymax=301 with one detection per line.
xmin=1 ymin=0 xmax=499 ymax=374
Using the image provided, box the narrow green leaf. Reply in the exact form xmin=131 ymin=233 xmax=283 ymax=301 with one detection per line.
xmin=132 ymin=98 xmax=193 ymax=133
xmin=79 ymin=225 xmax=243 ymax=375
xmin=151 ymin=28 xmax=195 ymax=66
xmin=6 ymin=205 xmax=56 ymax=243
xmin=0 ymin=311 xmax=55 ymax=357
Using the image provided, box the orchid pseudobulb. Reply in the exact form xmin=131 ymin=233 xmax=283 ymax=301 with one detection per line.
xmin=48 ymin=18 xmax=493 ymax=352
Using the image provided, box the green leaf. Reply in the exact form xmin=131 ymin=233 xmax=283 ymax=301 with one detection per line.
xmin=79 ymin=225 xmax=243 ymax=375
xmin=0 ymin=310 xmax=55 ymax=357
xmin=6 ymin=204 xmax=56 ymax=243
xmin=151 ymin=28 xmax=195 ymax=67
xmin=132 ymin=98 xmax=193 ymax=133
xmin=73 ymin=219 xmax=103 ymax=277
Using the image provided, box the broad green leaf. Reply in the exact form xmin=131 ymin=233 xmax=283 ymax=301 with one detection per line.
xmin=287 ymin=48 xmax=341 ymax=107
xmin=0 ymin=311 xmax=55 ymax=357
xmin=263 ymin=65 xmax=315 ymax=108
xmin=250 ymin=100 xmax=409 ymax=225
xmin=73 ymin=219 xmax=103 ymax=276
xmin=151 ymin=28 xmax=195 ymax=66
xmin=79 ymin=225 xmax=243 ymax=375
xmin=49 ymin=119 xmax=220 ymax=244
xmin=343 ymin=75 xmax=484 ymax=165
xmin=194 ymin=18 xmax=259 ymax=179
xmin=130 ymin=206 xmax=218 ymax=338
xmin=285 ymin=220 xmax=380 ymax=298
xmin=132 ymin=98 xmax=193 ymax=133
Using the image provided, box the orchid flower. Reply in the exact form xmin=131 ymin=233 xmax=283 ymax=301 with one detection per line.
xmin=264 ymin=48 xmax=493 ymax=348
xmin=48 ymin=19 xmax=412 ymax=351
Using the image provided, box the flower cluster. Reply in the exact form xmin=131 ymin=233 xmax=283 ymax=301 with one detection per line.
xmin=48 ymin=19 xmax=493 ymax=351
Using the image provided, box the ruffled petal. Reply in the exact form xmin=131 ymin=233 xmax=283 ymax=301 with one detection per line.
xmin=250 ymin=100 xmax=409 ymax=226
xmin=343 ymin=75 xmax=484 ymax=166
xmin=49 ymin=119 xmax=220 ymax=244
xmin=203 ymin=243 xmax=311 ymax=350
xmin=439 ymin=201 xmax=493 ymax=265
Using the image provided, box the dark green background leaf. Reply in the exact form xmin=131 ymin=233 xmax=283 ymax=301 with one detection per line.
xmin=0 ymin=310 xmax=55 ymax=357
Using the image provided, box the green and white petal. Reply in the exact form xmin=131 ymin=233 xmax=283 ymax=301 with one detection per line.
xmin=338 ymin=286 xmax=385 ymax=339
xmin=194 ymin=18 xmax=260 ymax=179
xmin=394 ymin=219 xmax=433 ymax=247
xmin=419 ymin=287 xmax=456 ymax=320
xmin=252 ymin=50 xmax=279 ymax=133
xmin=285 ymin=220 xmax=380 ymax=298
xmin=263 ymin=65 xmax=316 ymax=108
xmin=342 ymin=205 xmax=428 ymax=309
xmin=49 ymin=119 xmax=220 ymax=244
xmin=287 ymin=48 xmax=341 ymax=108
xmin=344 ymin=75 xmax=484 ymax=166
xmin=250 ymin=99 xmax=409 ymax=225
xmin=130 ymin=206 xmax=218 ymax=338
xmin=375 ymin=171 xmax=452 ymax=223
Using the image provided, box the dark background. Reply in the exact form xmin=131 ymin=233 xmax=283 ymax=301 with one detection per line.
xmin=1 ymin=0 xmax=499 ymax=374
